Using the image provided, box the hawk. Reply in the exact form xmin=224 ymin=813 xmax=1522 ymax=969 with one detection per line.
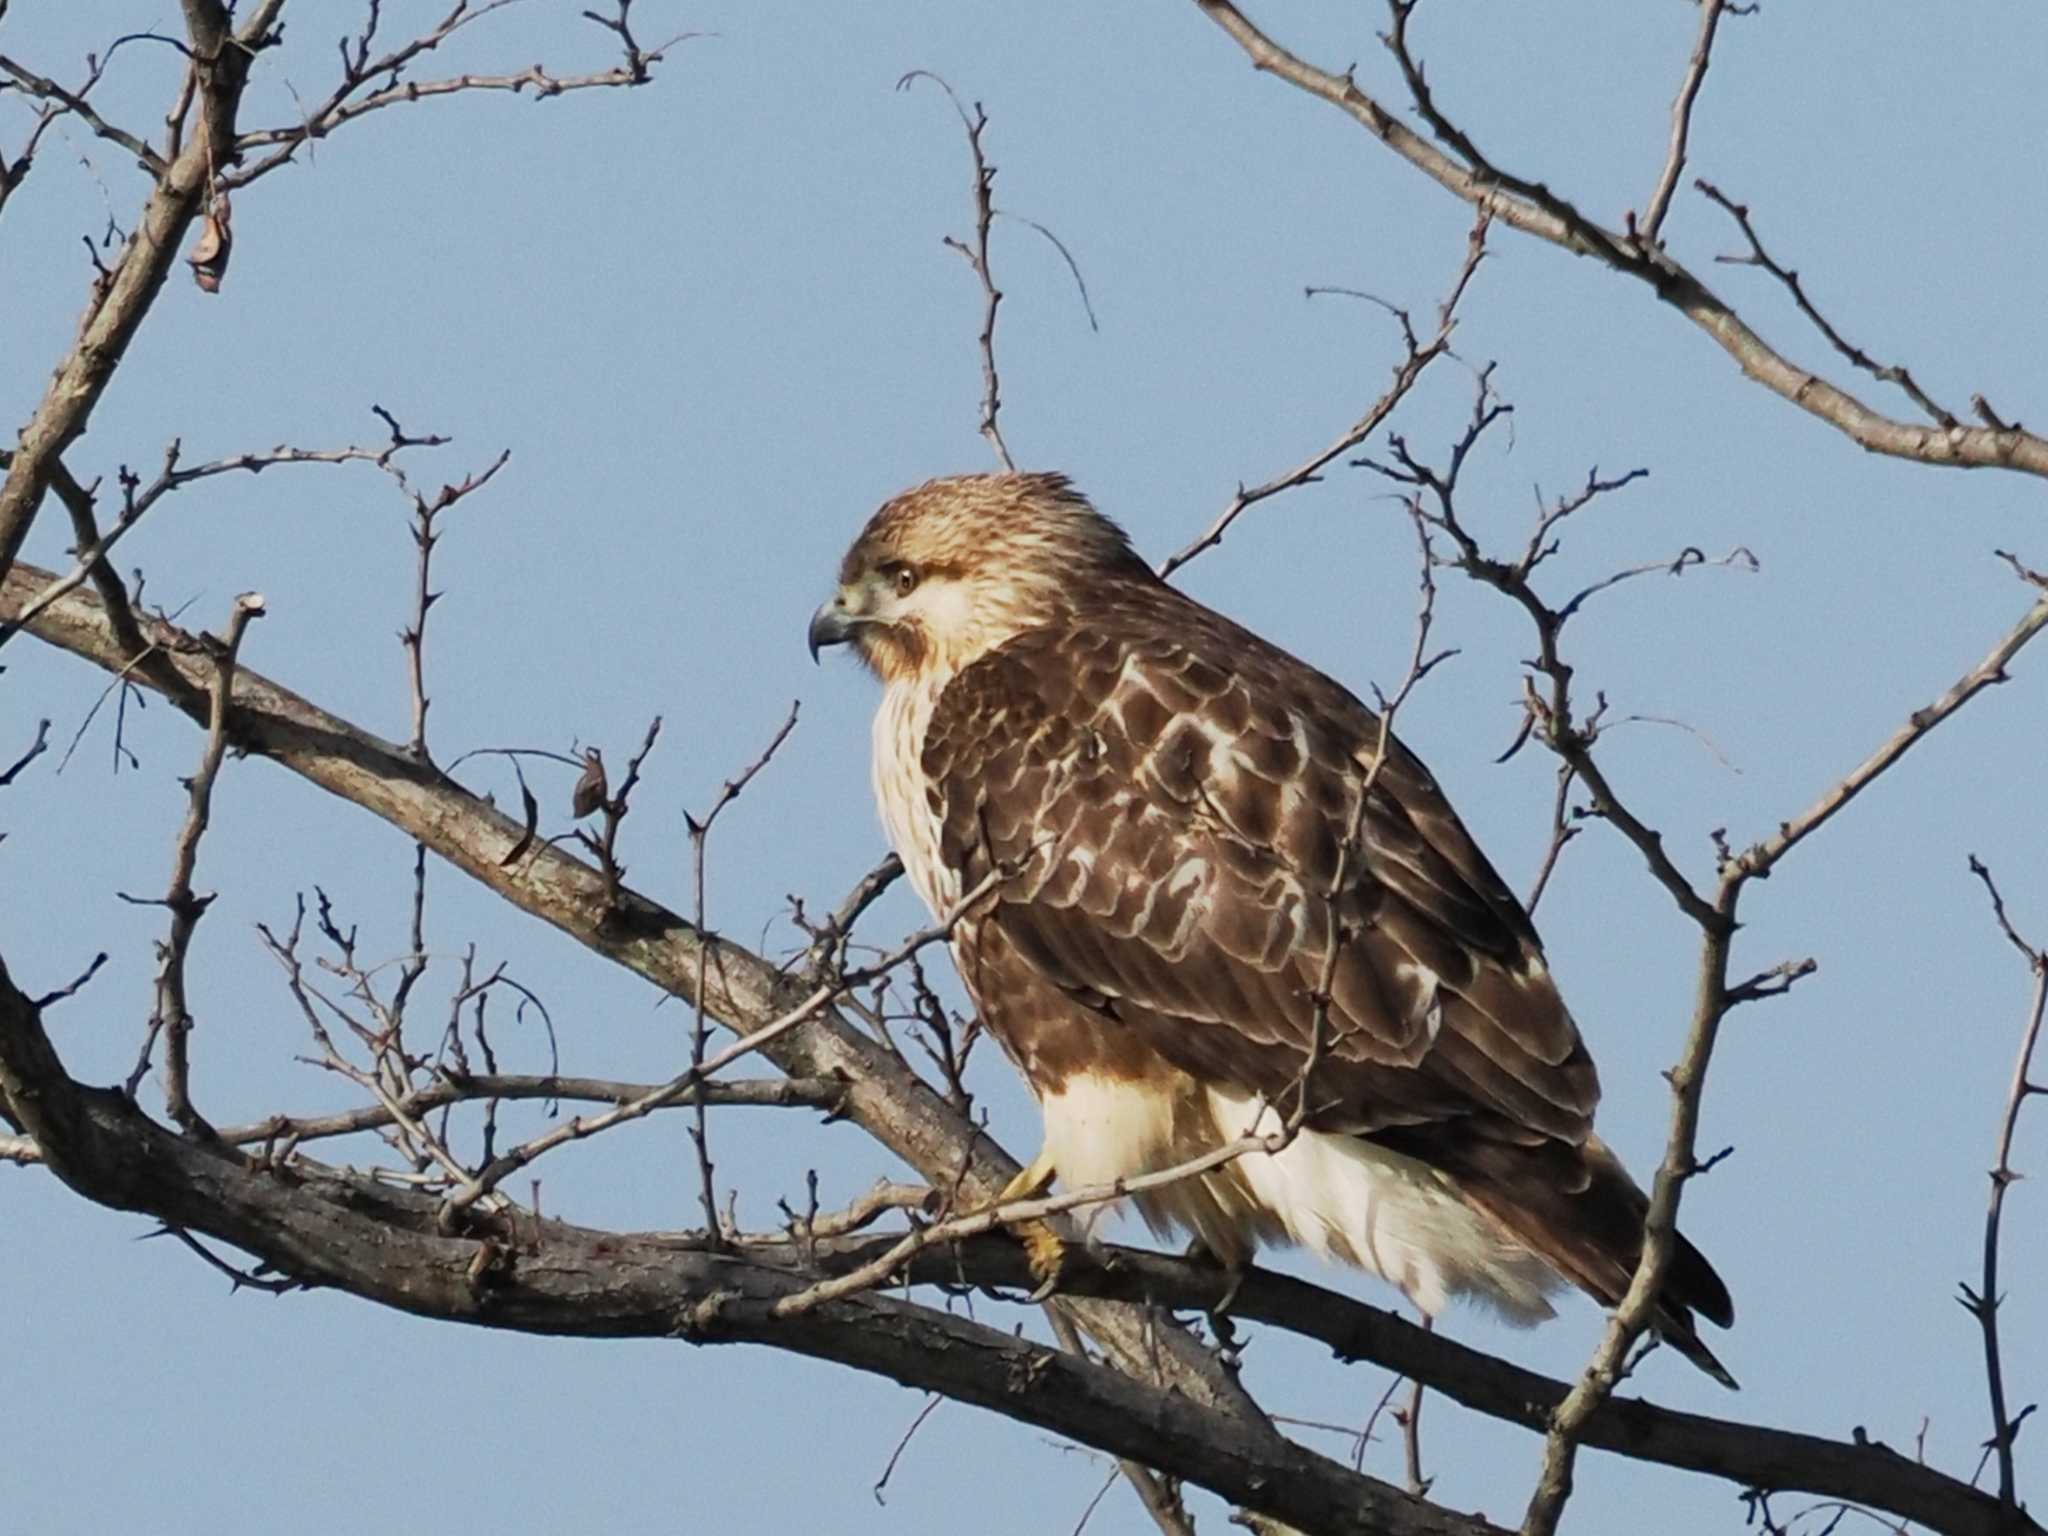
xmin=809 ymin=472 xmax=1735 ymax=1385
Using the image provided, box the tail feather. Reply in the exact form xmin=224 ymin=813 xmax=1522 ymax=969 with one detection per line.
xmin=1380 ymin=1127 xmax=1738 ymax=1388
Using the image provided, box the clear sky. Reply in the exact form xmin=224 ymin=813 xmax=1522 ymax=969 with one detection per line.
xmin=5 ymin=3 xmax=2046 ymax=1532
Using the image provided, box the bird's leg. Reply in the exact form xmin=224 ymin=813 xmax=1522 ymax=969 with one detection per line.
xmin=993 ymin=1148 xmax=1068 ymax=1299
xmin=997 ymin=1147 xmax=1058 ymax=1204
xmin=1181 ymin=1236 xmax=1248 ymax=1361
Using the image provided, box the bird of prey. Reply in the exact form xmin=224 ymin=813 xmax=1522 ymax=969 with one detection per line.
xmin=809 ymin=471 xmax=1735 ymax=1385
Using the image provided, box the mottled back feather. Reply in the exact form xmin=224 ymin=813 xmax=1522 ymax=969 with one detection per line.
xmin=922 ymin=574 xmax=1595 ymax=1141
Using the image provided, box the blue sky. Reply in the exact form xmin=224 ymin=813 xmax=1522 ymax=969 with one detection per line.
xmin=5 ymin=3 xmax=2046 ymax=1532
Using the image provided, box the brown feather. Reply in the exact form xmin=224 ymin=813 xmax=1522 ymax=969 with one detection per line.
xmin=837 ymin=472 xmax=1733 ymax=1379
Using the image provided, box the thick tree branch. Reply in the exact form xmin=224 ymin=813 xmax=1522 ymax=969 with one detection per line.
xmin=0 ymin=957 xmax=1488 ymax=1536
xmin=0 ymin=0 xmax=283 ymax=587
xmin=0 ymin=559 xmax=1273 ymax=1445
xmin=2 ymin=936 xmax=2032 ymax=1536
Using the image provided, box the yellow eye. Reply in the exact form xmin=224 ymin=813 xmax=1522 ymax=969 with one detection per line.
xmin=891 ymin=564 xmax=920 ymax=597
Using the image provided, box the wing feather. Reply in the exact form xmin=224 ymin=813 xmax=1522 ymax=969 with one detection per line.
xmin=922 ymin=580 xmax=1597 ymax=1145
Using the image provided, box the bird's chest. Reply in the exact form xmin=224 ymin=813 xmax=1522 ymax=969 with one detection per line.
xmin=872 ymin=679 xmax=960 ymax=917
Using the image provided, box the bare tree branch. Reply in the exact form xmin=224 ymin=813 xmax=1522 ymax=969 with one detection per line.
xmin=0 ymin=955 xmax=1492 ymax=1536
xmin=0 ymin=0 xmax=284 ymax=587
xmin=224 ymin=2 xmax=688 ymax=189
xmin=0 ymin=716 xmax=50 ymax=788
xmin=1043 ymin=1304 xmax=1200 ymax=1536
xmin=0 ymin=51 xmax=166 ymax=176
xmin=1636 ymin=0 xmax=1731 ymax=245
xmin=1696 ymin=180 xmax=1961 ymax=431
xmin=1 ymin=935 xmax=2034 ymax=1536
xmin=1157 ymin=209 xmax=1489 ymax=581
xmin=121 ymin=590 xmax=265 ymax=1136
xmin=900 ymin=71 xmax=1018 ymax=471
xmin=1523 ymin=574 xmax=2048 ymax=1535
xmin=5 ymin=562 xmax=1279 ymax=1440
xmin=1190 ymin=0 xmax=2048 ymax=480
xmin=0 ymin=427 xmax=458 ymax=653
xmin=685 ymin=701 xmax=802 ymax=1244
xmin=1962 ymin=856 xmax=2047 ymax=1509
xmin=1357 ymin=373 xmax=2048 ymax=1532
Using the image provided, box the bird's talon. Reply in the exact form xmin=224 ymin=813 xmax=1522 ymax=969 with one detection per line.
xmin=1210 ymin=1266 xmax=1246 ymax=1319
xmin=1012 ymin=1215 xmax=1069 ymax=1300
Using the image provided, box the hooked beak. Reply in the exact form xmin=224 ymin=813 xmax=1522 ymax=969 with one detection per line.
xmin=807 ymin=599 xmax=857 ymax=663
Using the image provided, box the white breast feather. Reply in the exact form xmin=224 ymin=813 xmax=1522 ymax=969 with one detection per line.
xmin=872 ymin=677 xmax=958 ymax=917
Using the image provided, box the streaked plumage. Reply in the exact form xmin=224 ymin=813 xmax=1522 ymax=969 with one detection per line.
xmin=810 ymin=472 xmax=1735 ymax=1384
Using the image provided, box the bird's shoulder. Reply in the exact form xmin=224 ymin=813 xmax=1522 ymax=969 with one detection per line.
xmin=920 ymin=582 xmax=1537 ymax=959
xmin=918 ymin=578 xmax=1593 ymax=1141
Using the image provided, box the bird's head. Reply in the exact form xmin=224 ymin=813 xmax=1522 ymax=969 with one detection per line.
xmin=808 ymin=472 xmax=1146 ymax=684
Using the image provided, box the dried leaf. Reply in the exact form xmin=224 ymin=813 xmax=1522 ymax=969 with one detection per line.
xmin=571 ymin=748 xmax=607 ymax=819
xmin=188 ymin=192 xmax=233 ymax=294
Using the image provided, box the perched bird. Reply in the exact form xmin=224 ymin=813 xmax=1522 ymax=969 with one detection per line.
xmin=809 ymin=472 xmax=1735 ymax=1386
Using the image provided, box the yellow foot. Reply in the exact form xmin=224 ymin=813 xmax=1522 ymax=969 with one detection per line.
xmin=994 ymin=1148 xmax=1067 ymax=1300
xmin=1016 ymin=1218 xmax=1070 ymax=1302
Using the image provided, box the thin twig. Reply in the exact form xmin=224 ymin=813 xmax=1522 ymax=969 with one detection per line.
xmin=900 ymin=71 xmax=1016 ymax=471
xmin=0 ymin=717 xmax=51 ymax=787
xmin=223 ymin=2 xmax=687 ymax=189
xmin=0 ymin=51 xmax=166 ymax=174
xmin=1157 ymin=209 xmax=1489 ymax=581
xmin=1636 ymin=0 xmax=1730 ymax=245
xmin=129 ymin=590 xmax=265 ymax=1134
xmin=1961 ymin=855 xmax=2046 ymax=1507
xmin=1695 ymin=180 xmax=1961 ymax=431
xmin=0 ymin=428 xmax=457 ymax=652
xmin=1399 ymin=1370 xmax=1430 ymax=1497
xmin=44 ymin=458 xmax=149 ymax=660
xmin=871 ymin=1393 xmax=943 ymax=1504
xmin=1522 ymin=762 xmax=1579 ymax=915
xmin=575 ymin=717 xmax=663 ymax=916
xmin=438 ymin=864 xmax=1012 ymax=1217
xmin=685 ymin=701 xmax=801 ymax=1246
xmin=398 ymin=444 xmax=510 ymax=760
xmin=0 ymin=1074 xmax=846 ymax=1170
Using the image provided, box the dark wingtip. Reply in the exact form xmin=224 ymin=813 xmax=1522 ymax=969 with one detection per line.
xmin=1672 ymin=1230 xmax=1735 ymax=1331
xmin=1661 ymin=1311 xmax=1741 ymax=1390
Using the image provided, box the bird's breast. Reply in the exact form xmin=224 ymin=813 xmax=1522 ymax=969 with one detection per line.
xmin=872 ymin=678 xmax=959 ymax=917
